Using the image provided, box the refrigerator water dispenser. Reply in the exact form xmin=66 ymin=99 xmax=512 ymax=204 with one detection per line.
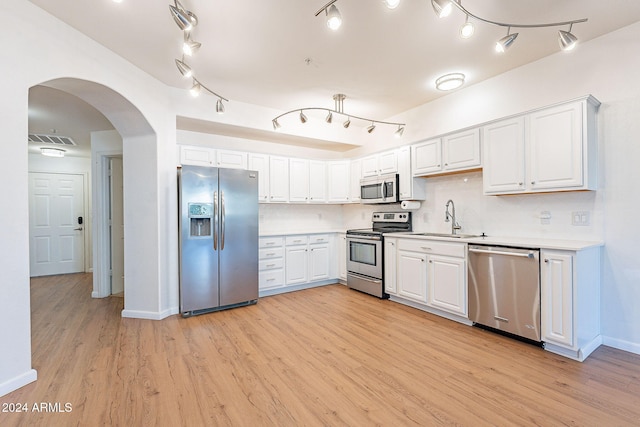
xmin=188 ymin=203 xmax=213 ymax=237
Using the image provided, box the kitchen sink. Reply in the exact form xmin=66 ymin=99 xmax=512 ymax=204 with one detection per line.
xmin=412 ymin=232 xmax=483 ymax=239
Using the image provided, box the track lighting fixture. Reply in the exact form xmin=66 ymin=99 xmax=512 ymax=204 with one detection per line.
xmin=169 ymin=1 xmax=229 ymax=113
xmin=189 ymin=80 xmax=201 ymax=97
xmin=558 ymin=24 xmax=578 ymax=51
xmin=431 ymin=1 xmax=586 ymax=53
xmin=169 ymin=1 xmax=197 ymax=32
xmin=495 ymin=29 xmax=518 ymax=53
xmin=431 ymin=0 xmax=452 ymax=18
xmin=216 ymin=99 xmax=225 ymax=114
xmin=175 ymin=58 xmax=193 ymax=78
xmin=315 ymin=1 xmax=342 ymax=30
xmin=272 ymin=94 xmax=405 ymax=136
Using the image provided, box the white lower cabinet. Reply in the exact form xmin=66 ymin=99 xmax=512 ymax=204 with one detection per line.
xmin=258 ymin=237 xmax=285 ymax=291
xmin=390 ymin=238 xmax=469 ymax=321
xmin=397 ymin=250 xmax=427 ymax=303
xmin=540 ymin=247 xmax=601 ymax=361
xmin=283 ymin=234 xmax=333 ymax=287
xmin=338 ymin=233 xmax=347 ymax=281
xmin=427 ymin=254 xmax=467 ymax=317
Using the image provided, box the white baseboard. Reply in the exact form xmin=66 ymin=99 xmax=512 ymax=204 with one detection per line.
xmin=602 ymin=335 xmax=640 ymax=356
xmin=0 ymin=369 xmax=37 ymax=397
xmin=121 ymin=307 xmax=177 ymax=320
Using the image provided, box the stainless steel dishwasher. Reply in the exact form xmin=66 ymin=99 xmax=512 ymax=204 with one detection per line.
xmin=468 ymin=245 xmax=541 ymax=342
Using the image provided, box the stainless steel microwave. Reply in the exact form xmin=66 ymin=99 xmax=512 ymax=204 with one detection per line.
xmin=360 ymin=173 xmax=399 ymax=204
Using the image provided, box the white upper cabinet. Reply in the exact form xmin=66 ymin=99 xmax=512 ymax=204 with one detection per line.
xmin=308 ymin=160 xmax=327 ymax=203
xmin=289 ymin=158 xmax=310 ymax=203
xmin=482 ymin=117 xmax=526 ymax=194
xmin=349 ymin=159 xmax=362 ymax=203
xmin=269 ymin=156 xmax=289 ymax=202
xmin=398 ymin=146 xmax=426 ymax=201
xmin=412 ymin=129 xmax=481 ymax=177
xmin=362 ymin=150 xmax=398 ymax=177
xmin=327 ymin=161 xmax=351 ymax=203
xmin=483 ymin=96 xmax=599 ymax=195
xmin=216 ymin=149 xmax=247 ymax=169
xmin=248 ymin=153 xmax=270 ymax=203
xmin=179 ymin=145 xmax=216 ymax=166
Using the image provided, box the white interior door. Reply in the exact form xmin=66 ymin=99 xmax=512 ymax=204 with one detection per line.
xmin=29 ymin=172 xmax=85 ymax=277
xmin=109 ymin=157 xmax=124 ymax=295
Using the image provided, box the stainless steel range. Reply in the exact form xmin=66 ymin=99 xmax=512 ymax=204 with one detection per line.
xmin=346 ymin=212 xmax=412 ymax=298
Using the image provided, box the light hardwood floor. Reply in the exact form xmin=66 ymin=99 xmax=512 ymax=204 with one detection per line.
xmin=2 ymin=273 xmax=639 ymax=426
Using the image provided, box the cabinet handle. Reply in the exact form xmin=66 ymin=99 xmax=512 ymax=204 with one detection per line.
xmin=266 ymin=264 xmax=276 ymax=267
xmin=531 ymin=181 xmax=536 ymax=185
xmin=544 ymin=259 xmax=549 ymax=263
xmin=267 ymin=278 xmax=275 ymax=282
xmin=420 ymin=247 xmax=432 ymax=251
xmin=265 ymin=242 xmax=275 ymax=246
xmin=518 ymin=182 xmax=523 ymax=186
xmin=429 ymin=260 xmax=433 ymax=263
xmin=266 ymin=252 xmax=276 ymax=256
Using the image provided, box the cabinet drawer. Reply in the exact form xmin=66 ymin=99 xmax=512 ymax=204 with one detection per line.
xmin=308 ymin=234 xmax=330 ymax=244
xmin=397 ymin=238 xmax=466 ymax=258
xmin=259 ymin=270 xmax=284 ymax=289
xmin=286 ymin=235 xmax=308 ymax=246
xmin=259 ymin=258 xmax=284 ymax=271
xmin=259 ymin=236 xmax=284 ymax=248
xmin=259 ymin=247 xmax=284 ymax=260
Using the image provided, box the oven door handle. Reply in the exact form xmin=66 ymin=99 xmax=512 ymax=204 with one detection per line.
xmin=347 ymin=234 xmax=381 ymax=242
xmin=347 ymin=272 xmax=382 ymax=284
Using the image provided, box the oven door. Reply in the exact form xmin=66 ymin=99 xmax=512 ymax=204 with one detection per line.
xmin=346 ymin=235 xmax=382 ymax=279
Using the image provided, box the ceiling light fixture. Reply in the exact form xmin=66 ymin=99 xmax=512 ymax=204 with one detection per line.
xmin=435 ymin=72 xmax=465 ymax=91
xmin=394 ymin=126 xmax=405 ymax=138
xmin=41 ymin=147 xmax=65 ymax=158
xmin=169 ymin=1 xmax=228 ymax=114
xmin=432 ymin=1 xmax=587 ymax=52
xmin=315 ymin=1 xmax=343 ymax=30
xmin=272 ymin=94 xmax=405 ymax=136
xmin=558 ymin=24 xmax=578 ymax=51
xmin=384 ymin=0 xmax=401 ymax=10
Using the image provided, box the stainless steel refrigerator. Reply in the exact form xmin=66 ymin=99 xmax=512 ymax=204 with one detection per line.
xmin=178 ymin=165 xmax=259 ymax=316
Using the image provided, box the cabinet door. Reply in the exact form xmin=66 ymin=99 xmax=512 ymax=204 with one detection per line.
xmin=309 ymin=244 xmax=330 ymax=281
xmin=248 ymin=154 xmax=270 ymax=203
xmin=349 ymin=159 xmax=362 ymax=202
xmin=327 ymin=161 xmax=350 ymax=203
xmin=384 ymin=239 xmax=397 ymax=294
xmin=397 ymin=146 xmax=412 ymax=200
xmin=443 ymin=128 xmax=481 ymax=171
xmin=289 ymin=158 xmax=309 ymax=202
xmin=361 ymin=155 xmax=379 ymax=177
xmin=397 ymin=250 xmax=427 ymax=302
xmin=338 ymin=233 xmax=347 ymax=281
xmin=308 ymin=160 xmax=327 ymax=203
xmin=412 ymin=139 xmax=441 ymax=175
xmin=541 ymin=251 xmax=574 ymax=347
xmin=180 ymin=145 xmax=216 ymax=166
xmin=285 ymin=246 xmax=308 ymax=285
xmin=482 ymin=117 xmax=526 ymax=194
xmin=269 ymin=156 xmax=289 ymax=202
xmin=217 ymin=149 xmax=247 ymax=169
xmin=427 ymin=255 xmax=467 ymax=316
xmin=379 ymin=150 xmax=398 ymax=175
xmin=529 ymin=102 xmax=584 ymax=190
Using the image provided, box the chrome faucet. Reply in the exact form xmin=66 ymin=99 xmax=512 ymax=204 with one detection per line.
xmin=445 ymin=199 xmax=462 ymax=235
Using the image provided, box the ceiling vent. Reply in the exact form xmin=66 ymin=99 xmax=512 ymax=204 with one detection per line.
xmin=28 ymin=134 xmax=76 ymax=146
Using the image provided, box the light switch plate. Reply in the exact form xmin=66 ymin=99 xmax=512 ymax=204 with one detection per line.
xmin=572 ymin=211 xmax=590 ymax=226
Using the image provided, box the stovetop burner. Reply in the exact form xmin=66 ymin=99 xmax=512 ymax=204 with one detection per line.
xmin=346 ymin=212 xmax=412 ymax=236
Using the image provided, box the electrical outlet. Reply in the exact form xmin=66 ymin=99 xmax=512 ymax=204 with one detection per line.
xmin=540 ymin=211 xmax=551 ymax=225
xmin=572 ymin=211 xmax=590 ymax=226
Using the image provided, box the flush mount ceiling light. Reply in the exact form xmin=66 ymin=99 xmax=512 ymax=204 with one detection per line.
xmin=431 ymin=0 xmax=587 ymax=53
xmin=435 ymin=72 xmax=465 ymax=91
xmin=41 ymin=147 xmax=65 ymax=158
xmin=272 ymin=94 xmax=406 ymax=137
xmin=169 ymin=1 xmax=228 ymax=113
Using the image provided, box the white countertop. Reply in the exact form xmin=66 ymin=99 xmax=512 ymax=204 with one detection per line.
xmin=385 ymin=232 xmax=603 ymax=251
xmin=259 ymin=229 xmax=345 ymax=237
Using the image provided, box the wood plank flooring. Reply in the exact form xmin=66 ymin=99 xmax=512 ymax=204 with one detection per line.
xmin=2 ymin=273 xmax=640 ymax=426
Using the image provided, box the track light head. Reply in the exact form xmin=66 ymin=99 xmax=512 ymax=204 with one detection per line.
xmin=182 ymin=38 xmax=201 ymax=56
xmin=272 ymin=119 xmax=281 ymax=131
xmin=325 ymin=111 xmax=333 ymax=123
xmin=366 ymin=123 xmax=376 ymax=133
xmin=495 ymin=31 xmax=518 ymax=53
xmin=431 ymin=0 xmax=452 ymax=18
xmin=460 ymin=17 xmax=474 ymax=39
xmin=216 ymin=99 xmax=225 ymax=114
xmin=189 ymin=81 xmax=201 ymax=97
xmin=384 ymin=0 xmax=401 ymax=9
xmin=300 ymin=110 xmax=307 ymax=123
xmin=169 ymin=2 xmax=197 ymax=32
xmin=175 ymin=59 xmax=193 ymax=78
xmin=394 ymin=126 xmax=405 ymax=138
xmin=558 ymin=29 xmax=578 ymax=51
xmin=326 ymin=4 xmax=342 ymax=30
xmin=343 ymin=117 xmax=351 ymax=128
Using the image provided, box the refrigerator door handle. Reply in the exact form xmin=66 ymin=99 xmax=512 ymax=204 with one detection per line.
xmin=221 ymin=191 xmax=226 ymax=250
xmin=213 ymin=191 xmax=219 ymax=250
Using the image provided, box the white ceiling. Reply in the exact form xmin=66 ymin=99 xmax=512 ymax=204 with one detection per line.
xmin=26 ymin=0 xmax=640 ymax=155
